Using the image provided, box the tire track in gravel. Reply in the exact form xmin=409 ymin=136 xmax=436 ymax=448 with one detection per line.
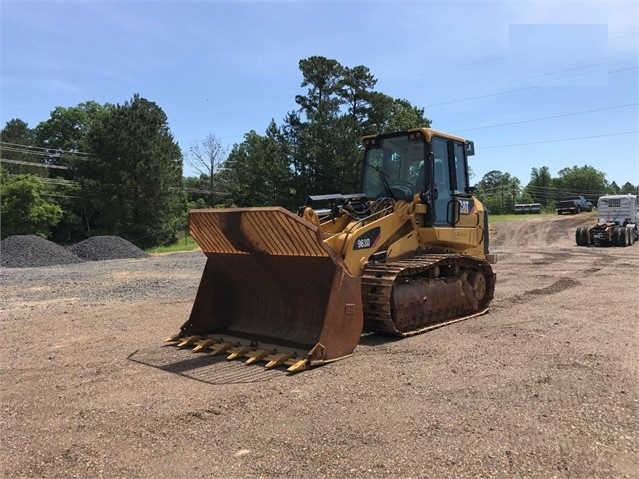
xmin=491 ymin=276 xmax=581 ymax=312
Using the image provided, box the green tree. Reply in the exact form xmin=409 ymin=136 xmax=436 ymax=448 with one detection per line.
xmin=221 ymin=121 xmax=294 ymax=208
xmin=0 ymin=119 xmax=42 ymax=176
xmin=33 ymin=102 xmax=110 ymax=179
xmin=609 ymin=181 xmax=620 ymax=194
xmin=78 ymin=94 xmax=185 ymax=248
xmin=523 ymin=166 xmax=553 ymax=207
xmin=286 ymin=56 xmax=352 ymax=197
xmin=0 ymin=167 xmax=63 ymax=239
xmin=183 ymin=175 xmax=216 ymax=205
xmin=338 ymin=65 xmax=377 ymax=123
xmin=365 ymin=93 xmax=430 ymax=134
xmin=475 ymin=170 xmax=521 ymax=215
xmin=1 ymin=119 xmax=33 ymax=145
xmin=35 ymin=101 xmax=111 ymax=153
xmin=620 ymin=181 xmax=637 ymax=194
xmin=552 ymin=165 xmax=609 ymax=204
xmin=30 ymin=102 xmax=114 ymax=243
xmin=281 ymin=56 xmax=431 ymax=201
xmin=47 ymin=186 xmax=82 ymax=244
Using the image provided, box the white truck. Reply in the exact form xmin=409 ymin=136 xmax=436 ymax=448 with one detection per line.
xmin=576 ymin=194 xmax=638 ymax=247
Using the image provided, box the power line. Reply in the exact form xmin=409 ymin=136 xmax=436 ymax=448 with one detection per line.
xmin=0 ymin=158 xmax=71 ymax=170
xmin=0 ymin=144 xmax=91 ymax=161
xmin=523 ymin=185 xmax=614 ymax=195
xmin=426 ymin=86 xmax=540 ymax=108
xmin=382 ymin=27 xmax=633 ymax=90
xmin=0 ymin=141 xmax=91 ymax=157
xmin=477 ymin=183 xmax=619 ymax=198
xmin=183 ymin=57 xmax=511 ymax=127
xmin=608 ymin=27 xmax=638 ymax=38
xmin=7 ymin=173 xmax=77 ymax=183
xmin=378 ymin=56 xmax=507 ymax=85
xmin=453 ymin=103 xmax=637 ymax=133
xmin=608 ymin=66 xmax=639 ymax=73
xmin=40 ymin=193 xmax=78 ymax=199
xmin=425 ymin=65 xmax=637 ymax=108
xmin=481 ymin=131 xmax=638 ymax=149
xmin=184 ymin=58 xmax=637 ymax=146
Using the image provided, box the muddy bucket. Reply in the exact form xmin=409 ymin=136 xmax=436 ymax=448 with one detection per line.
xmin=173 ymin=207 xmax=363 ymax=370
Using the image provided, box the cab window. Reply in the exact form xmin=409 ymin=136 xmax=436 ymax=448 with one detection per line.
xmin=453 ymin=141 xmax=469 ymax=194
xmin=431 ymin=137 xmax=452 ymax=225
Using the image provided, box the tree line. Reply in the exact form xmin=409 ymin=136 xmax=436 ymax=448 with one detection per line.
xmin=473 ymin=166 xmax=636 ymax=215
xmin=1 ymin=56 xmax=636 ymax=246
xmin=1 ymin=95 xmax=184 ymax=247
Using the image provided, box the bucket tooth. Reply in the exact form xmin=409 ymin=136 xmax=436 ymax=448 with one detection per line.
xmin=227 ymin=345 xmax=255 ymax=360
xmin=192 ymin=338 xmax=219 ymax=352
xmin=264 ymin=353 xmax=295 ymax=369
xmin=245 ymin=349 xmax=276 ymax=365
xmin=209 ymin=342 xmax=235 ymax=356
xmin=177 ymin=336 xmax=201 ymax=348
xmin=287 ymin=359 xmax=310 ymax=374
xmin=164 ymin=333 xmax=182 ymax=343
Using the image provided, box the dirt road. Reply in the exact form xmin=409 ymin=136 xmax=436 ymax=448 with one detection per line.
xmin=1 ymin=213 xmax=637 ymax=478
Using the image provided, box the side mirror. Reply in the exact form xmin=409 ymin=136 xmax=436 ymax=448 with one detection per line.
xmin=465 ymin=141 xmax=475 ymax=156
xmin=453 ymin=199 xmax=461 ymax=225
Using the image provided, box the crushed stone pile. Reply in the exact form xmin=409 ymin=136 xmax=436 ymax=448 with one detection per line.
xmin=1 ymin=235 xmax=85 ymax=268
xmin=1 ymin=235 xmax=149 ymax=268
xmin=69 ymin=236 xmax=149 ymax=261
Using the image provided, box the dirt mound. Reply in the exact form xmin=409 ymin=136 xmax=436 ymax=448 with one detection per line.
xmin=0 ymin=235 xmax=85 ymax=268
xmin=491 ymin=213 xmax=596 ymax=249
xmin=69 ymin=236 xmax=149 ymax=261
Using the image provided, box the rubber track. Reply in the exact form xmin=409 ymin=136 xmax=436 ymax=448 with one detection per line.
xmin=361 ymin=254 xmax=496 ymax=337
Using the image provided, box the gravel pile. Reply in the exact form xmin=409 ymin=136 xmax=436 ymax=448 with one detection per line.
xmin=69 ymin=235 xmax=149 ymax=261
xmin=0 ymin=235 xmax=85 ymax=268
xmin=1 ymin=234 xmax=149 ymax=268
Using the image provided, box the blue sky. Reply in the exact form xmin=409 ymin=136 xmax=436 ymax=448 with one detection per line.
xmin=2 ymin=0 xmax=638 ymax=188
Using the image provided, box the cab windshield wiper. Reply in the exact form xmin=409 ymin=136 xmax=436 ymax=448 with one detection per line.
xmin=373 ymin=164 xmax=396 ymax=201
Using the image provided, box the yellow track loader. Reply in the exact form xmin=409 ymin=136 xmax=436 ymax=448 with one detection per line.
xmin=166 ymin=128 xmax=497 ymax=372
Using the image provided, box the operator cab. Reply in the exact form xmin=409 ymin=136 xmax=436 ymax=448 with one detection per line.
xmin=361 ymin=131 xmax=425 ymax=201
xmin=360 ymin=128 xmax=474 ymax=225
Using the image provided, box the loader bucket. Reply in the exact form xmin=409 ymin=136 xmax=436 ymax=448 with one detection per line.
xmin=174 ymin=207 xmax=363 ymax=370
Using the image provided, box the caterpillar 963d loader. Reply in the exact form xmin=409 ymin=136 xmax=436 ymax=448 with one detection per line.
xmin=166 ymin=128 xmax=497 ymax=372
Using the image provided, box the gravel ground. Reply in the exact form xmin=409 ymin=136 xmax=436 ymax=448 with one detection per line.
xmin=1 ymin=213 xmax=637 ymax=479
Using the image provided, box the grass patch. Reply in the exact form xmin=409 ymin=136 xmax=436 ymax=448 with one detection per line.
xmin=490 ymin=211 xmax=597 ymax=223
xmin=489 ymin=212 xmax=554 ymax=223
xmin=146 ymin=234 xmax=199 ymax=254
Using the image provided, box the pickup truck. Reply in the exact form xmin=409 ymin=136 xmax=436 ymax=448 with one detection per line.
xmin=556 ymin=196 xmax=593 ymax=215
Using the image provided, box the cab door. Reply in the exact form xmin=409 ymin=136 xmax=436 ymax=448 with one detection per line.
xmin=431 ymin=136 xmax=471 ymax=225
